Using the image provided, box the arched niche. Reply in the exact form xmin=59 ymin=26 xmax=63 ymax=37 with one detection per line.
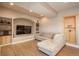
xmin=12 ymin=17 xmax=36 ymax=38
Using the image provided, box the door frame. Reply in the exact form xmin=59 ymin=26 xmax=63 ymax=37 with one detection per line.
xmin=64 ymin=16 xmax=77 ymax=44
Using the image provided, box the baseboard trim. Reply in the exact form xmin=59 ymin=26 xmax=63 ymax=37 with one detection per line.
xmin=66 ymin=43 xmax=79 ymax=48
xmin=0 ymin=43 xmax=12 ymax=47
xmin=12 ymin=38 xmax=35 ymax=44
xmin=0 ymin=39 xmax=35 ymax=47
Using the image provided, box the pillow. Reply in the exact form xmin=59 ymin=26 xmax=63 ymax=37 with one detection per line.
xmin=45 ymin=33 xmax=54 ymax=39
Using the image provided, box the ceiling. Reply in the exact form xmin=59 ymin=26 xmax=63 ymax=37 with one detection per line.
xmin=47 ymin=2 xmax=79 ymax=12
xmin=0 ymin=2 xmax=79 ymax=18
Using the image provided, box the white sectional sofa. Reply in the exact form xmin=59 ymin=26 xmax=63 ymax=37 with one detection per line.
xmin=37 ymin=34 xmax=66 ymax=56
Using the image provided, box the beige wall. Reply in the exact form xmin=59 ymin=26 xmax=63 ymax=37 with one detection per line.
xmin=0 ymin=6 xmax=37 ymax=22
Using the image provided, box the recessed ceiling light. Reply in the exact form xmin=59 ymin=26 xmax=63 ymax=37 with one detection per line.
xmin=10 ymin=3 xmax=14 ymax=6
xmin=29 ymin=10 xmax=32 ymax=12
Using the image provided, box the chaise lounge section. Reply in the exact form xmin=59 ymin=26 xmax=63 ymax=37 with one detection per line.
xmin=37 ymin=34 xmax=66 ymax=56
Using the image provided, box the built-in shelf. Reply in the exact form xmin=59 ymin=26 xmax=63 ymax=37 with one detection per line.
xmin=36 ymin=20 xmax=39 ymax=34
xmin=0 ymin=17 xmax=12 ymax=45
xmin=0 ymin=23 xmax=11 ymax=26
xmin=0 ymin=29 xmax=11 ymax=31
xmin=0 ymin=17 xmax=12 ymax=36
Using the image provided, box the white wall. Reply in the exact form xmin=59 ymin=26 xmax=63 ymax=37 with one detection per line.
xmin=39 ymin=16 xmax=64 ymax=33
xmin=39 ymin=7 xmax=79 ymax=45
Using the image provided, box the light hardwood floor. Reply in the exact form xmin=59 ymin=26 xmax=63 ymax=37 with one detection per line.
xmin=0 ymin=40 xmax=47 ymax=56
xmin=57 ymin=46 xmax=79 ymax=56
xmin=0 ymin=40 xmax=79 ymax=56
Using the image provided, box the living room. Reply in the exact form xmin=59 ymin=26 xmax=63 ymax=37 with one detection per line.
xmin=0 ymin=2 xmax=79 ymax=57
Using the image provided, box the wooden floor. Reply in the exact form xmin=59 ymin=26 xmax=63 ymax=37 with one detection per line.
xmin=0 ymin=40 xmax=79 ymax=56
xmin=57 ymin=46 xmax=79 ymax=56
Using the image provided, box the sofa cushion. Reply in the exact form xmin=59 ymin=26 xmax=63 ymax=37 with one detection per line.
xmin=39 ymin=33 xmax=54 ymax=39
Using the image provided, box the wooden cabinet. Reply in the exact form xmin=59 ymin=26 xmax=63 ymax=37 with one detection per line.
xmin=0 ymin=47 xmax=1 ymax=56
xmin=64 ymin=16 xmax=76 ymax=44
xmin=0 ymin=36 xmax=12 ymax=45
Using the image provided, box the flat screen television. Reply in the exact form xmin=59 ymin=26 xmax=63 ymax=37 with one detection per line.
xmin=16 ymin=25 xmax=31 ymax=35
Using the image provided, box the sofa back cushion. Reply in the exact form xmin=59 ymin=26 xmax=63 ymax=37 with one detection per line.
xmin=39 ymin=33 xmax=54 ymax=39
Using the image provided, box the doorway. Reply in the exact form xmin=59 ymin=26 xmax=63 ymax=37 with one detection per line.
xmin=64 ymin=16 xmax=76 ymax=44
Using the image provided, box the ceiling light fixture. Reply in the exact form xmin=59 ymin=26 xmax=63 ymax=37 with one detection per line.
xmin=10 ymin=2 xmax=14 ymax=6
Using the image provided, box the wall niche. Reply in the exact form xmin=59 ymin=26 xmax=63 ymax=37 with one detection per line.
xmin=13 ymin=18 xmax=35 ymax=38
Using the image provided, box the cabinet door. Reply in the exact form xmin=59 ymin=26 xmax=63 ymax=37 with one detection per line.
xmin=6 ymin=36 xmax=12 ymax=44
xmin=0 ymin=47 xmax=1 ymax=56
xmin=0 ymin=37 xmax=2 ymax=45
xmin=1 ymin=36 xmax=12 ymax=45
xmin=4 ymin=36 xmax=11 ymax=44
xmin=64 ymin=16 xmax=76 ymax=44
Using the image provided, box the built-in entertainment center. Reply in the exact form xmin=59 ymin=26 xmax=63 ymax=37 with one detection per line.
xmin=0 ymin=17 xmax=35 ymax=45
xmin=12 ymin=18 xmax=35 ymax=43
